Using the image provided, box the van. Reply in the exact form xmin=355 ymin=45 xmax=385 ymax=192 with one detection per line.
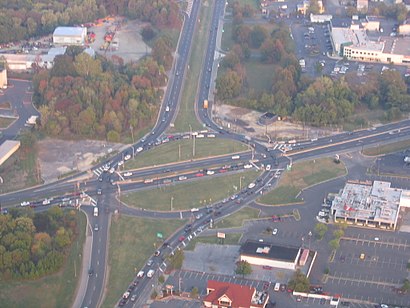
xmin=147 ymin=269 xmax=155 ymax=278
xmin=93 ymin=207 xmax=99 ymax=217
xmin=274 ymin=282 xmax=280 ymax=291
xmin=231 ymin=155 xmax=240 ymax=160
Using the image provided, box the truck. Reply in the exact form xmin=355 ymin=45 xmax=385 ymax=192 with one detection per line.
xmin=93 ymin=207 xmax=99 ymax=217
xmin=147 ymin=269 xmax=155 ymax=278
xmin=203 ymin=100 xmax=208 ymax=109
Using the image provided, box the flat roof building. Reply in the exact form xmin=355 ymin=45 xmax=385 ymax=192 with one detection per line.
xmin=53 ymin=27 xmax=87 ymax=46
xmin=203 ymin=280 xmax=269 ymax=308
xmin=331 ymin=180 xmax=410 ymax=229
xmin=240 ymin=241 xmax=301 ymax=270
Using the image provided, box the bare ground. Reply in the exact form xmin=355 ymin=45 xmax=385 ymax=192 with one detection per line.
xmin=37 ymin=138 xmax=126 ymax=183
xmin=213 ymin=104 xmax=339 ymax=142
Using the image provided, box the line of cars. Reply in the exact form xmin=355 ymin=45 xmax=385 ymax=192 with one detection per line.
xmin=20 ymin=192 xmax=86 ymax=208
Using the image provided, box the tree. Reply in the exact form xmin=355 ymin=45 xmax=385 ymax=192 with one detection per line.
xmin=216 ymin=70 xmax=242 ymax=100
xmin=333 ymin=229 xmax=344 ymax=239
xmin=168 ymin=250 xmax=184 ymax=270
xmin=249 ymin=26 xmax=267 ymax=49
xmin=314 ymin=223 xmax=328 ymax=240
xmin=190 ymin=287 xmax=199 ymax=298
xmin=328 ymin=239 xmax=340 ymax=250
xmin=141 ymin=25 xmax=156 ymax=41
xmin=402 ymin=279 xmax=410 ymax=292
xmin=235 ymin=260 xmax=252 ymax=278
xmin=288 ymin=270 xmax=310 ymax=292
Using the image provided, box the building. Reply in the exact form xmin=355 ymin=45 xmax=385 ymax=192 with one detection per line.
xmin=399 ymin=24 xmax=410 ymax=35
xmin=240 ymin=241 xmax=301 ymax=270
xmin=203 ymin=280 xmax=269 ymax=308
xmin=331 ymin=180 xmax=410 ymax=229
xmin=297 ymin=0 xmax=325 ymax=15
xmin=310 ymin=13 xmax=333 ymax=23
xmin=356 ymin=0 xmax=369 ymax=11
xmin=53 ymin=27 xmax=87 ymax=46
xmin=0 ymin=140 xmax=21 ymax=167
xmin=330 ymin=23 xmax=410 ymax=64
xmin=0 ymin=67 xmax=7 ymax=89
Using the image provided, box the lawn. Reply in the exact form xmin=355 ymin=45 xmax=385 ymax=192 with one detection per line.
xmin=228 ymin=0 xmax=259 ymax=9
xmin=121 ymin=170 xmax=261 ymax=211
xmin=0 ymin=116 xmax=15 ymax=128
xmin=125 ymin=138 xmax=248 ymax=169
xmin=258 ymin=158 xmax=347 ymax=205
xmin=362 ymin=139 xmax=410 ymax=156
xmin=172 ymin=1 xmax=213 ymax=132
xmin=101 ymin=215 xmax=186 ymax=308
xmin=214 ymin=206 xmax=260 ymax=228
xmin=221 ymin=22 xmax=234 ymax=51
xmin=185 ymin=233 xmax=242 ymax=250
xmin=244 ymin=60 xmax=275 ymax=93
xmin=0 ymin=210 xmax=86 ymax=308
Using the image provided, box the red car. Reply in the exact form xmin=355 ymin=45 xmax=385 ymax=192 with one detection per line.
xmin=179 ymin=236 xmax=185 ymax=242
xmin=195 ymin=173 xmax=204 ymax=177
xmin=219 ymin=169 xmax=227 ymax=173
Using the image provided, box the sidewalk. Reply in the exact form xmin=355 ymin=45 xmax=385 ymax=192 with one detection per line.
xmin=72 ymin=213 xmax=92 ymax=308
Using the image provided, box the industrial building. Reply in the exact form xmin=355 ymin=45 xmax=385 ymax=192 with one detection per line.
xmin=240 ymin=241 xmax=301 ymax=270
xmin=331 ymin=180 xmax=410 ymax=229
xmin=53 ymin=27 xmax=87 ymax=46
xmin=203 ymin=280 xmax=269 ymax=308
xmin=0 ymin=140 xmax=20 ymax=167
xmin=329 ymin=18 xmax=410 ymax=64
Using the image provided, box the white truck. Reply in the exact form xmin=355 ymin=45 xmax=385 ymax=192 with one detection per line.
xmin=147 ymin=269 xmax=155 ymax=278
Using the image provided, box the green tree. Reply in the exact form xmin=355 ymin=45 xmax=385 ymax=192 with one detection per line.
xmin=401 ymin=279 xmax=410 ymax=292
xmin=190 ymin=287 xmax=199 ymax=298
xmin=314 ymin=223 xmax=328 ymax=240
xmin=333 ymin=229 xmax=344 ymax=239
xmin=249 ymin=25 xmax=267 ymax=49
xmin=235 ymin=260 xmax=252 ymax=278
xmin=288 ymin=269 xmax=310 ymax=292
xmin=329 ymin=239 xmax=340 ymax=250
xmin=216 ymin=70 xmax=242 ymax=100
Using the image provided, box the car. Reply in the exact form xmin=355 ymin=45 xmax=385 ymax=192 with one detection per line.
xmin=118 ymin=160 xmax=124 ymax=166
xmin=179 ymin=176 xmax=187 ymax=181
xmin=109 ymin=167 xmax=115 ymax=174
xmin=42 ymin=199 xmax=51 ymax=205
xmin=118 ymin=299 xmax=127 ymax=306
xmin=296 ymin=296 xmax=302 ymax=302
xmin=154 ymin=250 xmax=160 ymax=257
xmin=123 ymin=171 xmax=133 ymax=177
xmin=272 ymin=228 xmax=278 ymax=235
xmin=97 ymin=188 xmax=102 ymax=195
xmin=280 ymin=284 xmax=286 ymax=292
xmin=196 ymin=213 xmax=203 ymax=220
xmin=94 ymin=224 xmax=99 ymax=231
xmin=206 ymin=170 xmax=215 ymax=175
xmin=88 ymin=268 xmax=94 ymax=276
xmin=359 ymin=253 xmax=365 ymax=260
xmin=136 ymin=270 xmax=144 ymax=278
xmin=122 ymin=291 xmax=130 ymax=299
xmin=98 ymin=177 xmax=103 ymax=182
xmin=130 ymin=295 xmax=137 ymax=302
xmin=191 ymin=208 xmax=199 ymax=212
xmin=21 ymin=201 xmax=30 ymax=207
xmin=263 ymin=265 xmax=272 ymax=270
xmin=124 ymin=154 xmax=131 ymax=161
xmin=195 ymin=173 xmax=204 ymax=177
xmin=179 ymin=236 xmax=186 ymax=242
xmin=136 ymin=147 xmax=143 ymax=153
xmin=147 ymin=259 xmax=153 ymax=266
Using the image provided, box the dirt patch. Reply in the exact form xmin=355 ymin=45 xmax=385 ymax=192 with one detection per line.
xmin=88 ymin=17 xmax=151 ymax=64
xmin=213 ymin=104 xmax=337 ymax=142
xmin=37 ymin=138 xmax=126 ymax=183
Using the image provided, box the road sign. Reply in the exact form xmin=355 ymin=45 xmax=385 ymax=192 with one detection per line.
xmin=157 ymin=232 xmax=163 ymax=239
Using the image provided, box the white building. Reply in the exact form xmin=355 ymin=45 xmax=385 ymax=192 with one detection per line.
xmin=53 ymin=27 xmax=87 ymax=46
xmin=331 ymin=180 xmax=410 ymax=229
xmin=240 ymin=241 xmax=301 ymax=270
xmin=310 ymin=14 xmax=332 ymax=23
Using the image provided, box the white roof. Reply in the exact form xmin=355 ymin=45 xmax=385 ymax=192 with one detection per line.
xmin=53 ymin=27 xmax=86 ymax=37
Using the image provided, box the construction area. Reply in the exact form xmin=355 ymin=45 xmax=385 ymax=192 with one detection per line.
xmin=331 ymin=180 xmax=410 ymax=230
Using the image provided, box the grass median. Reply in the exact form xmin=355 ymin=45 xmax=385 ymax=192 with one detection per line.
xmin=0 ymin=210 xmax=86 ymax=308
xmin=102 ymin=215 xmax=186 ymax=308
xmin=258 ymin=157 xmax=346 ymax=205
xmin=214 ymin=206 xmax=260 ymax=229
xmin=362 ymin=139 xmax=410 ymax=156
xmin=121 ymin=170 xmax=262 ymax=211
xmin=172 ymin=1 xmax=213 ymax=132
xmin=185 ymin=233 xmax=242 ymax=251
xmin=125 ymin=138 xmax=248 ymax=169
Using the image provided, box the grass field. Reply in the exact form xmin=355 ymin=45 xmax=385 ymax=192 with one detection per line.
xmin=229 ymin=0 xmax=259 ymax=9
xmin=258 ymin=158 xmax=346 ymax=205
xmin=125 ymin=138 xmax=248 ymax=169
xmin=0 ymin=117 xmax=15 ymax=128
xmin=221 ymin=22 xmax=234 ymax=51
xmin=244 ymin=61 xmax=275 ymax=92
xmin=172 ymin=1 xmax=213 ymax=132
xmin=0 ymin=210 xmax=86 ymax=308
xmin=185 ymin=233 xmax=242 ymax=250
xmin=362 ymin=139 xmax=410 ymax=156
xmin=214 ymin=207 xmax=260 ymax=228
xmin=101 ymin=215 xmax=185 ymax=308
xmin=121 ymin=170 xmax=261 ymax=211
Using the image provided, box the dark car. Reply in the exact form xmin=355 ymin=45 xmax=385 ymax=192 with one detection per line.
xmin=88 ymin=268 xmax=94 ymax=276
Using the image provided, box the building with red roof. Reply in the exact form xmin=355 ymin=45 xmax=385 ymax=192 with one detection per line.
xmin=203 ymin=280 xmax=269 ymax=308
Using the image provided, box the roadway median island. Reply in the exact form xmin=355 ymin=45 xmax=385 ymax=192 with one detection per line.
xmin=121 ymin=170 xmax=262 ymax=211
xmin=125 ymin=138 xmax=248 ymax=169
xmin=101 ymin=215 xmax=186 ymax=308
xmin=0 ymin=210 xmax=86 ymax=308
xmin=185 ymin=233 xmax=242 ymax=251
xmin=258 ymin=158 xmax=346 ymax=206
xmin=214 ymin=206 xmax=260 ymax=229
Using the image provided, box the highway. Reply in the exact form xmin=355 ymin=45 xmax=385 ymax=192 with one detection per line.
xmin=2 ymin=0 xmax=410 ymax=307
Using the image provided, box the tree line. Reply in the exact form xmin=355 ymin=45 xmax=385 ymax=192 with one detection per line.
xmin=215 ymin=1 xmax=410 ymax=127
xmin=0 ymin=0 xmax=180 ymax=44
xmin=32 ymin=39 xmax=174 ymax=141
xmin=0 ymin=207 xmax=80 ymax=280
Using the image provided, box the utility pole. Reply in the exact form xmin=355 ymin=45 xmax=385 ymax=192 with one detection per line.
xmin=193 ymin=135 xmax=196 ymax=157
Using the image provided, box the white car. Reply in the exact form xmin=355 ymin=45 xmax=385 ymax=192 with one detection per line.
xmin=206 ymin=170 xmax=215 ymax=175
xmin=42 ymin=199 xmax=51 ymax=205
xmin=266 ymin=164 xmax=271 ymax=171
xmin=21 ymin=201 xmax=30 ymax=207
xmin=137 ymin=270 xmax=144 ymax=278
xmin=124 ymin=154 xmax=131 ymax=161
xmin=136 ymin=147 xmax=143 ymax=153
xmin=165 ymin=106 xmax=170 ymax=112
xmin=123 ymin=172 xmax=133 ymax=177
xmin=244 ymin=164 xmax=252 ymax=169
xmin=109 ymin=168 xmax=115 ymax=174
xmin=272 ymin=228 xmax=278 ymax=235
xmin=118 ymin=160 xmax=124 ymax=166
xmin=191 ymin=208 xmax=199 ymax=212
xmin=179 ymin=176 xmax=187 ymax=181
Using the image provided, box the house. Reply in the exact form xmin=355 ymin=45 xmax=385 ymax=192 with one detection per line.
xmin=203 ymin=280 xmax=269 ymax=308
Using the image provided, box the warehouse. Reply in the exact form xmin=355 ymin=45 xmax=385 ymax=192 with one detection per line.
xmin=53 ymin=27 xmax=87 ymax=46
xmin=239 ymin=241 xmax=301 ymax=270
